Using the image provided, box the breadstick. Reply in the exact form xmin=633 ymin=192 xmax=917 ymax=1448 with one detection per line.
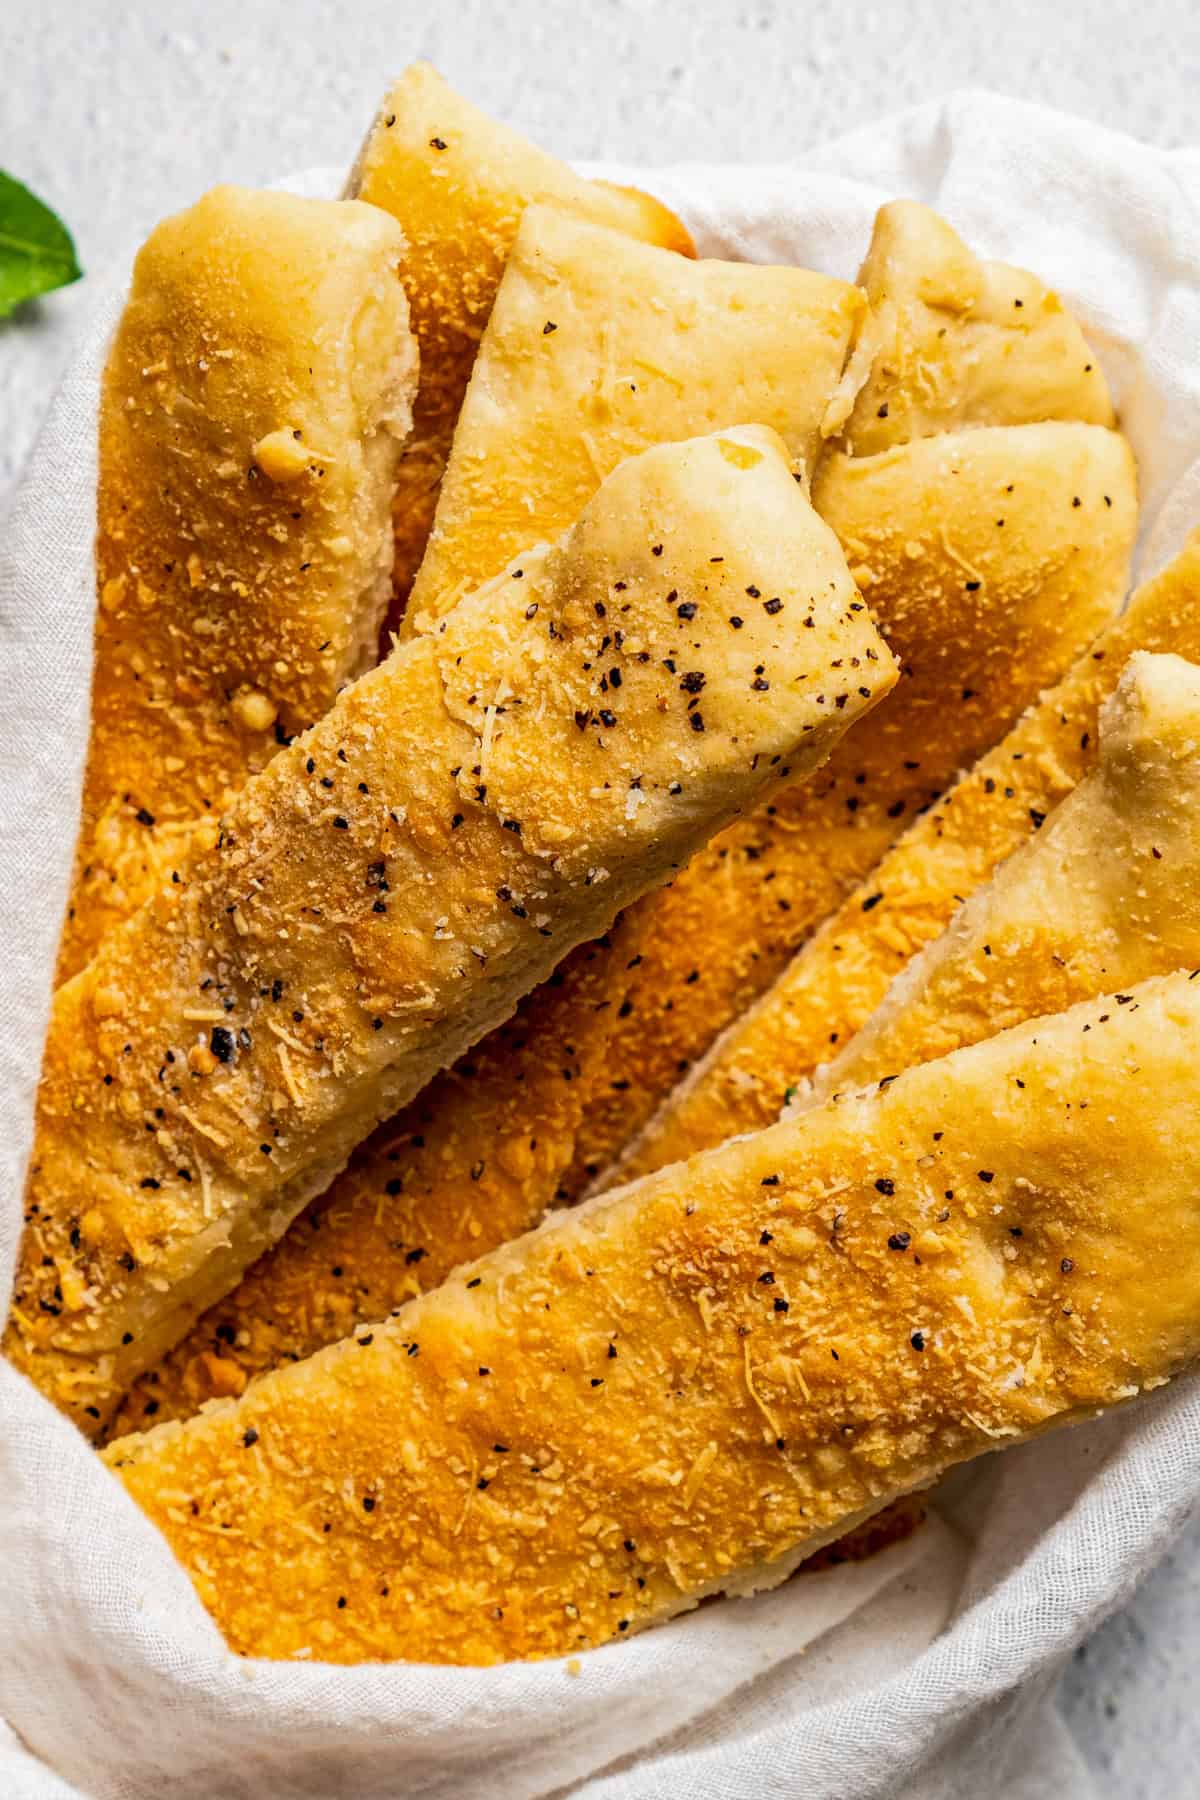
xmin=615 ymin=533 xmax=1200 ymax=1180
xmin=401 ymin=202 xmax=865 ymax=638
xmin=106 ymin=968 xmax=1200 ymax=1666
xmin=59 ymin=186 xmax=417 ymax=980
xmin=345 ymin=62 xmax=694 ymax=614
xmin=119 ymin=417 xmax=1134 ymax=1429
xmin=833 ymin=199 xmax=1114 ymax=455
xmin=9 ymin=427 xmax=895 ymax=1436
xmin=806 ymin=650 xmax=1200 ymax=1100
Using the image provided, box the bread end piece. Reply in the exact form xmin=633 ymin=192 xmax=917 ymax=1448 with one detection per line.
xmin=344 ymin=63 xmax=695 ymax=614
xmin=59 ymin=184 xmax=417 ymax=979
xmin=835 ymin=199 xmax=1115 ymax=454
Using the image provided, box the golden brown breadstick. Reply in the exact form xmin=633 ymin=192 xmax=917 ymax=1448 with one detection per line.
xmin=806 ymin=650 xmax=1200 ymax=1100
xmin=58 ymin=186 xmax=418 ymax=982
xmin=9 ymin=427 xmax=895 ymax=1436
xmin=107 ymin=968 xmax=1200 ymax=1666
xmin=401 ymin=202 xmax=865 ymax=638
xmin=615 ymin=533 xmax=1200 ymax=1180
xmin=114 ymin=417 xmax=1133 ymax=1430
xmin=834 ymin=199 xmax=1114 ymax=455
xmin=345 ymin=62 xmax=694 ymax=615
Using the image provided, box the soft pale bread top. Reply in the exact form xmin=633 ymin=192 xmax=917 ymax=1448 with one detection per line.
xmin=10 ymin=427 xmax=895 ymax=1436
xmin=346 ymin=62 xmax=694 ymax=610
xmin=59 ymin=185 xmax=417 ymax=981
xmin=106 ymin=969 xmax=1200 ymax=1666
xmin=612 ymin=533 xmax=1200 ymax=1185
xmin=809 ymin=651 xmax=1200 ymax=1101
xmin=835 ymin=199 xmax=1115 ymax=455
xmin=402 ymin=202 xmax=864 ymax=636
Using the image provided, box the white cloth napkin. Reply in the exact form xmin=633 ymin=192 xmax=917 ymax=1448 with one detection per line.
xmin=2 ymin=89 xmax=1199 ymax=1800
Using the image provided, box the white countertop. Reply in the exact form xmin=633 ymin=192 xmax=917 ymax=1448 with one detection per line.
xmin=3 ymin=2 xmax=1198 ymax=1793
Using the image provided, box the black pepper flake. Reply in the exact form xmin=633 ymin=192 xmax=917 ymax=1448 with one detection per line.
xmin=680 ymin=671 xmax=705 ymax=694
xmin=332 ymin=815 xmax=349 ymax=830
xmin=761 ymin=1174 xmax=780 ymax=1186
xmin=210 ymin=1026 xmax=235 ymax=1063
xmin=875 ymin=1178 xmax=895 ymax=1195
xmin=242 ymin=1428 xmax=259 ymax=1447
xmin=910 ymin=1331 xmax=925 ymax=1351
xmin=887 ymin=1232 xmax=911 ymax=1252
xmin=729 ymin=615 xmax=744 ymax=629
xmin=676 ymin=601 xmax=697 ymax=620
xmin=430 ymin=136 xmax=447 ymax=150
xmin=861 ymin=893 xmax=884 ymax=912
xmin=977 ymin=1170 xmax=995 ymax=1183
xmin=598 ymin=709 xmax=617 ymax=728
xmin=773 ymin=1296 xmax=789 ymax=1313
xmin=689 ymin=712 xmax=705 ymax=733
xmin=1061 ymin=1257 xmax=1075 ymax=1274
xmin=763 ymin=597 xmax=784 ymax=615
xmin=760 ymin=1229 xmax=773 ymax=1244
xmin=362 ymin=1496 xmax=376 ymax=1512
xmin=1029 ymin=809 xmax=1046 ymax=829
xmin=135 ymin=807 xmax=155 ymax=828
xmin=542 ymin=320 xmax=557 ymax=335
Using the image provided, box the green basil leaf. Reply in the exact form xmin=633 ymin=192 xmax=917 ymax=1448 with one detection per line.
xmin=0 ymin=171 xmax=83 ymax=319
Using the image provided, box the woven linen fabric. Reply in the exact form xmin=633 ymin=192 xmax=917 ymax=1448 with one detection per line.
xmin=2 ymin=90 xmax=1199 ymax=1800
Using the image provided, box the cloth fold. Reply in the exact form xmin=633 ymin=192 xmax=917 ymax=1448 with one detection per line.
xmin=2 ymin=89 xmax=1199 ymax=1799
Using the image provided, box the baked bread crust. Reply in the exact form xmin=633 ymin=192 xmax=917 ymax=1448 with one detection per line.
xmin=833 ymin=198 xmax=1114 ymax=454
xmin=10 ymin=427 xmax=894 ymax=1436
xmin=401 ymin=202 xmax=865 ymax=639
xmin=106 ymin=969 xmax=1200 ymax=1665
xmin=58 ymin=185 xmax=418 ymax=981
xmin=346 ymin=63 xmax=695 ymax=617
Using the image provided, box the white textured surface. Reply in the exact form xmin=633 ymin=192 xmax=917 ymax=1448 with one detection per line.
xmin=2 ymin=4 xmax=1199 ymax=1796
